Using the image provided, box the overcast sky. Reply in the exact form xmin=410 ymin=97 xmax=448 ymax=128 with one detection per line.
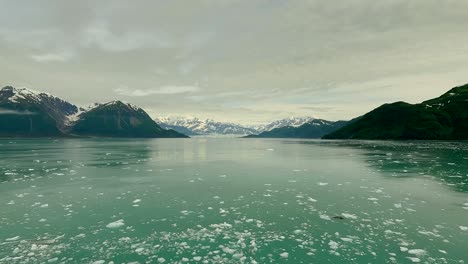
xmin=1 ymin=0 xmax=468 ymax=124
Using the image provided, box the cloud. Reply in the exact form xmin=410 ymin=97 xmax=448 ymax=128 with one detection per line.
xmin=114 ymin=85 xmax=200 ymax=97
xmin=0 ymin=109 xmax=37 ymax=115
xmin=1 ymin=1 xmax=468 ymax=123
xmin=31 ymin=51 xmax=74 ymax=62
xmin=83 ymin=21 xmax=171 ymax=52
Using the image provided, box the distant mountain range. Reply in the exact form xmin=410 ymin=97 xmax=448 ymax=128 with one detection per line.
xmin=154 ymin=116 xmax=319 ymax=136
xmin=323 ymin=84 xmax=468 ymax=140
xmin=245 ymin=119 xmax=348 ymax=139
xmin=154 ymin=117 xmax=258 ymax=136
xmin=0 ymin=86 xmax=187 ymax=138
xmin=255 ymin=117 xmax=317 ymax=132
xmin=2 ymin=83 xmax=466 ymax=140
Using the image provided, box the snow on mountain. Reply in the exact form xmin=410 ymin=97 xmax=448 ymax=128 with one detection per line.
xmin=154 ymin=116 xmax=320 ymax=136
xmin=0 ymin=87 xmax=148 ymax=128
xmin=1 ymin=86 xmax=79 ymax=128
xmin=2 ymin=86 xmax=78 ymax=116
xmin=154 ymin=117 xmax=258 ymax=136
xmin=256 ymin=117 xmax=316 ymax=132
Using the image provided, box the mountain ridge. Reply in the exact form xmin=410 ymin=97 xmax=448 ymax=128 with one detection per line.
xmin=0 ymin=86 xmax=187 ymax=138
xmin=323 ymin=84 xmax=468 ymax=140
xmin=245 ymin=119 xmax=348 ymax=139
xmin=154 ymin=117 xmax=259 ymax=136
xmin=154 ymin=116 xmax=318 ymax=136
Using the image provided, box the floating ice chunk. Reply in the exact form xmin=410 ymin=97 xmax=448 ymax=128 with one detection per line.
xmin=320 ymin=214 xmax=331 ymax=221
xmin=368 ymin=197 xmax=378 ymax=201
xmin=400 ymin=247 xmax=408 ymax=252
xmin=210 ymin=222 xmax=232 ymax=229
xmin=157 ymin=257 xmax=166 ymax=263
xmin=106 ymin=219 xmax=125 ymax=228
xmin=266 ymin=149 xmax=274 ymax=151
xmin=135 ymin=248 xmax=144 ymax=253
xmin=279 ymin=252 xmax=289 ymax=258
xmin=193 ymin=256 xmax=202 ymax=261
xmin=133 ymin=199 xmax=141 ymax=203
xmin=7 ymin=200 xmax=15 ymax=205
xmin=328 ymin=240 xmax=339 ymax=250
xmin=47 ymin=257 xmax=58 ymax=263
xmin=438 ymin=249 xmax=447 ymax=254
xmin=5 ymin=236 xmax=20 ymax=241
xmin=406 ymin=257 xmax=420 ymax=263
xmin=408 ymin=249 xmax=426 ymax=257
xmin=394 ymin=203 xmax=402 ymax=208
xmin=341 ymin=213 xmax=357 ymax=219
xmin=308 ymin=198 xmax=317 ymax=202
xmin=40 ymin=204 xmax=49 ymax=208
xmin=91 ymin=261 xmax=105 ymax=264
xmin=318 ymin=182 xmax=328 ymax=186
xmin=459 ymin=226 xmax=468 ymax=231
xmin=293 ymin=230 xmax=302 ymax=235
xmin=223 ymin=247 xmax=235 ymax=254
xmin=340 ymin=237 xmax=353 ymax=242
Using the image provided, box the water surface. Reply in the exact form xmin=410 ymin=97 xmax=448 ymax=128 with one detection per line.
xmin=0 ymin=138 xmax=467 ymax=263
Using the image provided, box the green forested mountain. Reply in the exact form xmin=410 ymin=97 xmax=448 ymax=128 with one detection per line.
xmin=323 ymin=84 xmax=468 ymax=140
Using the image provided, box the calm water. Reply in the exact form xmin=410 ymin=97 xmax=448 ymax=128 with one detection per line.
xmin=0 ymin=138 xmax=467 ymax=264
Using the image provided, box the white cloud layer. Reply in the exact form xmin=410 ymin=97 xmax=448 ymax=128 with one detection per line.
xmin=0 ymin=0 xmax=468 ymax=123
xmin=114 ymin=85 xmax=200 ymax=97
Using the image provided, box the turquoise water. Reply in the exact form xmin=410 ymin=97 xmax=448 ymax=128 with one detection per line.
xmin=0 ymin=138 xmax=467 ymax=263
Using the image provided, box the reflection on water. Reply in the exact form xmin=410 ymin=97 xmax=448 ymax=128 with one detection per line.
xmin=297 ymin=140 xmax=468 ymax=193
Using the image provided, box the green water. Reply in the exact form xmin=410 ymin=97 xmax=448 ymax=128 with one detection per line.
xmin=0 ymin=138 xmax=467 ymax=264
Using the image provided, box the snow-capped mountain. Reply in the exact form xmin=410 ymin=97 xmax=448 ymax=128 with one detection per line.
xmin=256 ymin=117 xmax=316 ymax=132
xmin=0 ymin=86 xmax=79 ymax=136
xmin=0 ymin=86 xmax=186 ymax=138
xmin=154 ymin=117 xmax=258 ymax=136
xmin=245 ymin=119 xmax=349 ymax=139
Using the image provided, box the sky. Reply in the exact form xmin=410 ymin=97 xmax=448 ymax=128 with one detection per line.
xmin=1 ymin=0 xmax=468 ymax=125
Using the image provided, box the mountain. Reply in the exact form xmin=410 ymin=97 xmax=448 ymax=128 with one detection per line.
xmin=69 ymin=101 xmax=187 ymax=138
xmin=323 ymin=84 xmax=468 ymax=140
xmin=0 ymin=86 xmax=187 ymax=138
xmin=154 ymin=117 xmax=258 ymax=136
xmin=245 ymin=119 xmax=348 ymax=138
xmin=154 ymin=116 xmax=318 ymax=136
xmin=0 ymin=86 xmax=78 ymax=137
xmin=256 ymin=117 xmax=316 ymax=132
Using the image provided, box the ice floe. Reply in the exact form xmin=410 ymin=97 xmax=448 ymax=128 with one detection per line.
xmin=106 ymin=219 xmax=125 ymax=228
